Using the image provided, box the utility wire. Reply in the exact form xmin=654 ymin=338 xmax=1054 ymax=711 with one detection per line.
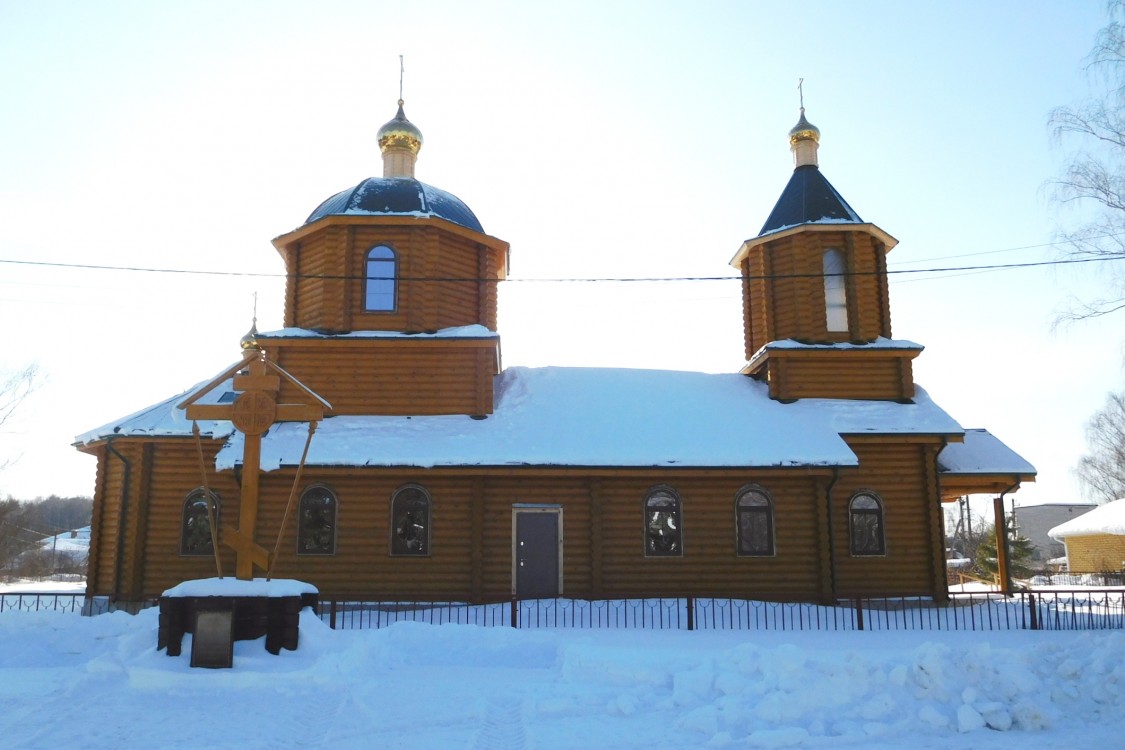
xmin=1 ymin=253 xmax=1123 ymax=283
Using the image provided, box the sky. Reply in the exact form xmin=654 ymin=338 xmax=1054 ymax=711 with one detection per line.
xmin=2 ymin=600 xmax=1125 ymax=748
xmin=0 ymin=1 xmax=1122 ymax=515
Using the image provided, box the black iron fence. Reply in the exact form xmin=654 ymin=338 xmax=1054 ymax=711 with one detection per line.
xmin=316 ymin=589 xmax=1125 ymax=632
xmin=4 ymin=590 xmax=1124 ymax=633
xmin=0 ymin=592 xmax=157 ymax=616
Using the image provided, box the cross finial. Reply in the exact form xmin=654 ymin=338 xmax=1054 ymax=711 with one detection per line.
xmin=399 ymin=55 xmax=405 ymax=103
xmin=252 ymin=291 xmax=258 ymax=327
xmin=798 ymin=78 xmax=805 ymax=111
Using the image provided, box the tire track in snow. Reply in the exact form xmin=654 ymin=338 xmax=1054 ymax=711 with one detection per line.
xmin=471 ymin=695 xmax=529 ymax=750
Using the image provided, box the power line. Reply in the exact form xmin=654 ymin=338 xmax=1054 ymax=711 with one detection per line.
xmin=0 ymin=253 xmax=1123 ymax=284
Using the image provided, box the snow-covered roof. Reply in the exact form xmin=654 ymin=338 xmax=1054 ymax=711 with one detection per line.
xmin=205 ymin=366 xmax=963 ymax=472
xmin=38 ymin=526 xmax=90 ymax=554
xmin=936 ymin=429 xmax=1037 ymax=477
xmin=74 ymin=379 xmax=235 ymax=445
xmin=1049 ymin=498 xmax=1125 ymax=540
xmin=759 ymin=337 xmax=923 ymax=352
xmin=77 ymin=364 xmax=970 ymax=469
xmin=255 ymin=324 xmax=498 ymax=340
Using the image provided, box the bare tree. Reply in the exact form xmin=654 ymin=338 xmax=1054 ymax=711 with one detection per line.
xmin=1078 ymin=390 xmax=1125 ymax=503
xmin=0 ymin=363 xmax=41 ymax=474
xmin=1050 ymin=1 xmax=1125 ymax=321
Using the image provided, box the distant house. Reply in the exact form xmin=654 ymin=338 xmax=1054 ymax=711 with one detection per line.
xmin=1014 ymin=503 xmax=1096 ymax=564
xmin=1049 ymin=499 xmax=1125 ymax=573
xmin=73 ymin=103 xmax=1035 ymax=605
xmin=38 ymin=526 xmax=91 ymax=557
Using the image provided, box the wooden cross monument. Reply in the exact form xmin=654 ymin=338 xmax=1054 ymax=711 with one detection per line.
xmin=179 ymin=339 xmax=331 ymax=579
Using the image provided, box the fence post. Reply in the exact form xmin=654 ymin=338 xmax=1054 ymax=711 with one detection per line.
xmin=510 ymin=597 xmax=518 ymax=629
xmin=855 ymin=598 xmax=864 ymax=631
xmin=1027 ymin=592 xmax=1038 ymax=631
xmin=329 ymin=599 xmax=337 ymax=630
xmin=686 ymin=596 xmax=694 ymax=631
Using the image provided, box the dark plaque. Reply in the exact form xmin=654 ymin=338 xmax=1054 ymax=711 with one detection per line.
xmin=191 ymin=605 xmax=234 ymax=669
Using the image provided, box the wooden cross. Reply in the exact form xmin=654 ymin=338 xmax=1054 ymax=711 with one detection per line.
xmin=181 ymin=350 xmax=330 ymax=579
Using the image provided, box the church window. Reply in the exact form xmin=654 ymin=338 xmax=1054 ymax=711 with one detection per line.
xmin=736 ymin=485 xmax=775 ymax=556
xmin=849 ymin=491 xmax=886 ymax=556
xmin=644 ymin=486 xmax=682 ymax=557
xmin=181 ymin=489 xmax=219 ymax=556
xmin=390 ymin=484 xmax=430 ymax=556
xmin=297 ymin=485 xmax=337 ymax=555
xmin=365 ymin=245 xmax=397 ymax=312
xmin=823 ymin=248 xmax=849 ymax=332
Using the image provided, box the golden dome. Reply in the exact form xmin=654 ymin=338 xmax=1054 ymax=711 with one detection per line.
xmin=377 ymin=100 xmax=423 ymax=156
xmin=240 ymin=320 xmax=261 ymax=352
xmin=788 ymin=108 xmax=820 ymax=146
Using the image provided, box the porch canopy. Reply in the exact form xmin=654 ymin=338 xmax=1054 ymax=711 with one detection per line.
xmin=937 ymin=428 xmax=1036 ymax=500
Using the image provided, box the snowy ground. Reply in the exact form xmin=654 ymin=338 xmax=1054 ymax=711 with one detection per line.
xmin=0 ymin=607 xmax=1122 ymax=749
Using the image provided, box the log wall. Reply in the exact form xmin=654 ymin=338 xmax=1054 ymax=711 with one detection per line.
xmin=767 ymin=352 xmax=915 ymax=401
xmin=741 ymin=229 xmax=893 ymax=358
xmin=267 ymin=338 xmax=498 ymax=416
xmin=832 ymin=439 xmax=946 ymax=597
xmin=89 ymin=446 xmax=949 ymax=602
xmin=283 ymin=220 xmax=505 ymax=335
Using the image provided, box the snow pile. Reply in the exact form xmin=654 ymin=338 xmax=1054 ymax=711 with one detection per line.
xmin=0 ymin=609 xmax=1122 ymax=748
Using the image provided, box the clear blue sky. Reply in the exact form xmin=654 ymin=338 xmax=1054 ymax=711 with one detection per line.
xmin=0 ymin=1 xmax=1120 ymax=513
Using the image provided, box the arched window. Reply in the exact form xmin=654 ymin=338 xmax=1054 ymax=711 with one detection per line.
xmin=365 ymin=245 xmax=397 ymax=312
xmin=823 ymin=248 xmax=849 ymax=332
xmin=849 ymin=491 xmax=886 ymax=556
xmin=736 ymin=485 xmax=775 ymax=557
xmin=297 ymin=485 xmax=337 ymax=555
xmin=644 ymin=486 xmax=682 ymax=557
xmin=390 ymin=484 xmax=431 ymax=556
xmin=181 ymin=489 xmax=219 ymax=556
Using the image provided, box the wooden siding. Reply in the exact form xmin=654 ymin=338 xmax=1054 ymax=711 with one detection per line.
xmin=100 ymin=450 xmax=935 ymax=601
xmin=138 ymin=440 xmax=240 ymax=596
xmin=280 ymin=220 xmax=505 ymax=336
xmin=84 ymin=444 xmax=109 ymax=592
xmin=741 ymin=229 xmax=893 ymax=357
xmin=1062 ymin=534 xmax=1125 ymax=573
xmin=763 ymin=350 xmax=916 ymax=401
xmin=88 ymin=444 xmax=947 ymax=602
xmin=832 ymin=439 xmax=946 ymax=597
xmin=268 ymin=337 xmax=498 ymax=415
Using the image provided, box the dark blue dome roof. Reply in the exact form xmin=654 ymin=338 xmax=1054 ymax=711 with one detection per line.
xmin=306 ymin=177 xmax=483 ymax=233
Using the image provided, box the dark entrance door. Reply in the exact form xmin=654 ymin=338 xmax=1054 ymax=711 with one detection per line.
xmin=514 ymin=509 xmax=561 ymax=599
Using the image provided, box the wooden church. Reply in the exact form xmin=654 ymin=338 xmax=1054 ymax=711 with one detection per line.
xmin=75 ymin=100 xmax=1035 ymax=605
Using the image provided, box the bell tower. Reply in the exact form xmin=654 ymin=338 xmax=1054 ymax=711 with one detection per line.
xmin=731 ymin=108 xmax=920 ymax=401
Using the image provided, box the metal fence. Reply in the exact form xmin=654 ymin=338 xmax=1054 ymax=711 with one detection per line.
xmin=0 ymin=592 xmax=157 ymax=616
xmin=316 ymin=590 xmax=1125 ymax=632
xmin=4 ymin=590 xmax=1124 ymax=633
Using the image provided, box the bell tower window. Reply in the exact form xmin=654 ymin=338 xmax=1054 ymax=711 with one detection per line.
xmin=823 ymin=248 xmax=849 ymax=333
xmin=365 ymin=245 xmax=397 ymax=312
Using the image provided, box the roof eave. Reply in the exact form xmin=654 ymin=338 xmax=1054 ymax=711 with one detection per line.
xmin=729 ymin=222 xmax=899 ymax=268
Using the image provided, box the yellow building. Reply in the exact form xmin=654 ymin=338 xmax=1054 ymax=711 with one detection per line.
xmin=1050 ymin=498 xmax=1125 ymax=573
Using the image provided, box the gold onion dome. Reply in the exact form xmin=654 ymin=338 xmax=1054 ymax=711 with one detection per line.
xmin=377 ymin=99 xmax=423 ymax=156
xmin=240 ymin=320 xmax=261 ymax=351
xmin=788 ymin=107 xmax=820 ymax=146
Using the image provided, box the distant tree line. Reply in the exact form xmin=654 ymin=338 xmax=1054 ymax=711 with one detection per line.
xmin=0 ymin=495 xmax=92 ymax=579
